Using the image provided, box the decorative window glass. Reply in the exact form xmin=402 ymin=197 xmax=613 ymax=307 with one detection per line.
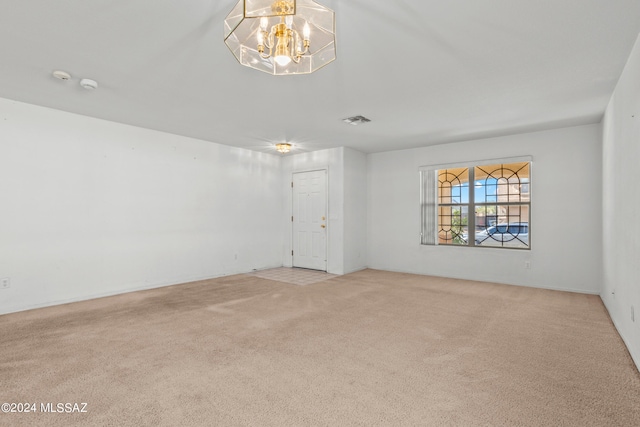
xmin=420 ymin=158 xmax=531 ymax=249
xmin=437 ymin=167 xmax=469 ymax=245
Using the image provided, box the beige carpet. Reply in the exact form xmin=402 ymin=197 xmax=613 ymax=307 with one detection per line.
xmin=1 ymin=269 xmax=639 ymax=426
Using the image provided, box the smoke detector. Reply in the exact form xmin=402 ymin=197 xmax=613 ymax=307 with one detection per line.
xmin=342 ymin=115 xmax=371 ymax=125
xmin=80 ymin=78 xmax=98 ymax=90
xmin=52 ymin=70 xmax=71 ymax=81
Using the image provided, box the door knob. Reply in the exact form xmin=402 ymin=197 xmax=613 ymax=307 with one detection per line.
xmin=321 ymin=224 xmax=326 ymax=228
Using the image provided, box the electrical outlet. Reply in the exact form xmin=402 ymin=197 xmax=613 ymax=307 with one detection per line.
xmin=1 ymin=277 xmax=10 ymax=289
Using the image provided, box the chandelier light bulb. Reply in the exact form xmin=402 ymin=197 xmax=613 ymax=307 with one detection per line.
xmin=275 ymin=55 xmax=292 ymax=66
xmin=303 ymin=21 xmax=310 ymax=39
xmin=260 ymin=16 xmax=269 ymax=31
xmin=257 ymin=30 xmax=264 ymax=45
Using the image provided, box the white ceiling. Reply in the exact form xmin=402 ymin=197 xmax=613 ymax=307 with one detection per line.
xmin=1 ymin=1 xmax=639 ymax=155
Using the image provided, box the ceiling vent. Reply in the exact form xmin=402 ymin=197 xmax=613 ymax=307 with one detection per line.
xmin=342 ymin=115 xmax=371 ymax=125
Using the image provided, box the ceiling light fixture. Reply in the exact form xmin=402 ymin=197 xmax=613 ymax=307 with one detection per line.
xmin=342 ymin=115 xmax=371 ymax=125
xmin=275 ymin=143 xmax=292 ymax=153
xmin=224 ymin=0 xmax=336 ymax=75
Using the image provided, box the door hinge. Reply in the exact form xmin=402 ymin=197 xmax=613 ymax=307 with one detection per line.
xmin=291 ymin=250 xmax=294 ymax=256
xmin=291 ymin=216 xmax=294 ymax=222
xmin=291 ymin=182 xmax=293 ymax=188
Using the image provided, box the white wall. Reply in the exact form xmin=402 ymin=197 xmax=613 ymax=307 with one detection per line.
xmin=367 ymin=124 xmax=603 ymax=293
xmin=0 ymin=98 xmax=284 ymax=314
xmin=601 ymin=33 xmax=640 ymax=368
xmin=343 ymin=148 xmax=367 ymax=274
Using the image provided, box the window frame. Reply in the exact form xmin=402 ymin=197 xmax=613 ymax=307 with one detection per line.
xmin=419 ymin=156 xmax=532 ymax=250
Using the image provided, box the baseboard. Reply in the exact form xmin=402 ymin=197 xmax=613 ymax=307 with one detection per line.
xmin=600 ymin=295 xmax=640 ymax=372
xmin=342 ymin=266 xmax=368 ymax=275
xmin=0 ymin=265 xmax=284 ymax=316
xmin=366 ymin=266 xmax=600 ymax=295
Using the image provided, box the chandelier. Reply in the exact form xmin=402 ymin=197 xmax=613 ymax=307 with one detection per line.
xmin=224 ymin=0 xmax=336 ymax=75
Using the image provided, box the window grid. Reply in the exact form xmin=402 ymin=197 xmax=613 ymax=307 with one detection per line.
xmin=430 ymin=161 xmax=530 ymax=250
xmin=437 ymin=168 xmax=469 ymax=245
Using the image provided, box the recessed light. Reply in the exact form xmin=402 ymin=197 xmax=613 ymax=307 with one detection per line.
xmin=342 ymin=115 xmax=371 ymax=125
xmin=52 ymin=70 xmax=71 ymax=81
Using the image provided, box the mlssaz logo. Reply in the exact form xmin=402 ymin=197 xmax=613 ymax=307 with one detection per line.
xmin=40 ymin=402 xmax=88 ymax=413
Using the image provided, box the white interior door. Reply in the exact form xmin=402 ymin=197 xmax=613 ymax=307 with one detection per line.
xmin=292 ymin=170 xmax=327 ymax=271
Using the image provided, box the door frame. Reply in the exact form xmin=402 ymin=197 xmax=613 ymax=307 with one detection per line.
xmin=291 ymin=168 xmax=329 ymax=271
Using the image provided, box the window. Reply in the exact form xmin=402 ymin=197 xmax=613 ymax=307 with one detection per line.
xmin=420 ymin=158 xmax=531 ymax=249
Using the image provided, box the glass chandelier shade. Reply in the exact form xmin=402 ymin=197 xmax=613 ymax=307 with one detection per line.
xmin=224 ymin=0 xmax=336 ymax=75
